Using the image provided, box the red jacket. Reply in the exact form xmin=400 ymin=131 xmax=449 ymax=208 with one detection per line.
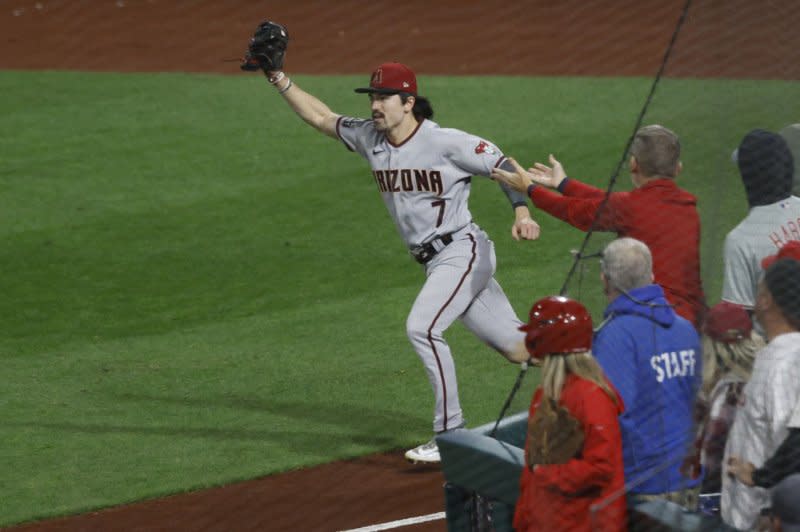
xmin=529 ymin=178 xmax=706 ymax=328
xmin=514 ymin=374 xmax=627 ymax=532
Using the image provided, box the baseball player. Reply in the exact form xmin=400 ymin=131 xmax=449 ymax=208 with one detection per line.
xmin=241 ymin=22 xmax=540 ymax=464
xmin=722 ymin=129 xmax=800 ymax=317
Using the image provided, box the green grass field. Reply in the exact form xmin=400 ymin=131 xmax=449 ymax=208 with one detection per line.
xmin=1 ymin=70 xmax=797 ymax=525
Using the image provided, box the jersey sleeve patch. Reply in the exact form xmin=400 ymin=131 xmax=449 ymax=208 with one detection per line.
xmin=474 ymin=140 xmax=497 ymax=155
xmin=335 ymin=116 xmax=358 ymax=152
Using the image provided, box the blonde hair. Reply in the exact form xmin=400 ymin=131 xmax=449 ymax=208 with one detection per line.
xmin=540 ymin=351 xmax=619 ymax=406
xmin=700 ymin=331 xmax=764 ymax=395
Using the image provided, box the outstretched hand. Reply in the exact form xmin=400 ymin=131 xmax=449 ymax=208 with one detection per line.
xmin=491 ymin=158 xmax=534 ymax=193
xmin=528 ymin=154 xmax=567 ymax=189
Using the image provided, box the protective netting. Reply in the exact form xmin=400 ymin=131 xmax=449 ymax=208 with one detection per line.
xmin=2 ymin=0 xmax=800 ymax=531
xmin=487 ymin=1 xmax=800 ymax=531
xmin=468 ymin=2 xmax=800 ymax=530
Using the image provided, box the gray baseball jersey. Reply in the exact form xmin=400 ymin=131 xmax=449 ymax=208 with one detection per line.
xmin=337 ymin=117 xmax=508 ymax=246
xmin=336 ymin=116 xmax=524 ymax=432
xmin=722 ymin=196 xmax=800 ymax=308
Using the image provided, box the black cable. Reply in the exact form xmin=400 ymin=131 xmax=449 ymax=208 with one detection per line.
xmin=559 ymin=0 xmax=694 ymax=297
xmin=489 ymin=362 xmax=530 ymax=439
xmin=488 ymin=0 xmax=695 ymax=450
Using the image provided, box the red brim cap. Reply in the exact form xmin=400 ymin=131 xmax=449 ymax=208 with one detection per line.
xmin=762 ymin=254 xmax=778 ymax=270
xmin=354 ymin=86 xmax=406 ymax=95
xmin=761 ymin=240 xmax=800 ymax=269
xmin=703 ymin=301 xmax=752 ymax=343
xmin=355 ymin=62 xmax=417 ymax=96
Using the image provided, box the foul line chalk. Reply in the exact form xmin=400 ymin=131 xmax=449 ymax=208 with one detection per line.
xmin=337 ymin=511 xmax=446 ymax=532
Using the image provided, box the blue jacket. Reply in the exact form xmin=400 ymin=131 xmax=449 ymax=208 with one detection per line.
xmin=593 ymin=284 xmax=702 ymax=494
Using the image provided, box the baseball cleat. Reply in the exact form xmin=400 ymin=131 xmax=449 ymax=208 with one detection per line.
xmin=404 ymin=438 xmax=440 ymax=464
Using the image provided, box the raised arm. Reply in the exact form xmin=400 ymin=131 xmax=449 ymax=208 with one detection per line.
xmin=241 ymin=21 xmax=340 ymax=139
xmin=266 ymin=71 xmax=340 ymax=138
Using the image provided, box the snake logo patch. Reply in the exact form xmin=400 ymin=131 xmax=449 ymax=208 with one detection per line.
xmin=475 ymin=141 xmax=496 ymax=155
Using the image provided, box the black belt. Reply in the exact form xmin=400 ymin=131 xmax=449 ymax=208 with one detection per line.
xmin=410 ymin=233 xmax=454 ymax=264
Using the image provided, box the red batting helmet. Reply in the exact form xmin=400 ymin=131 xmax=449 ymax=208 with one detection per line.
xmin=519 ymin=296 xmax=593 ymax=359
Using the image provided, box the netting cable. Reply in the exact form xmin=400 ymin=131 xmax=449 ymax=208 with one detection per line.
xmin=559 ymin=0 xmax=694 ymax=296
xmin=488 ymin=0 xmax=695 ymax=443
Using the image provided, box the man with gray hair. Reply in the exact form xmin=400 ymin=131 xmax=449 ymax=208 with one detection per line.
xmin=592 ymin=237 xmax=703 ymax=515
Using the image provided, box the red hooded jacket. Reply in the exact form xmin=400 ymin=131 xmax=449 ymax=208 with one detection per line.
xmin=529 ymin=178 xmax=706 ymax=328
xmin=514 ymin=374 xmax=627 ymax=532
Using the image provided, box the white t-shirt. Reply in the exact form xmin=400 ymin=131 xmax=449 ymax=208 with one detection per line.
xmin=335 ymin=117 xmax=506 ymax=247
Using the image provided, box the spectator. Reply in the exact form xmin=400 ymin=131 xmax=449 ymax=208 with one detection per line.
xmin=514 ymin=295 xmax=626 ymax=532
xmin=690 ymin=302 xmax=763 ymax=494
xmin=590 ymin=237 xmax=702 ymax=512
xmin=779 ymin=123 xmax=800 ymax=197
xmin=721 ymin=259 xmax=800 ymax=530
xmin=769 ymin=474 xmax=800 ymax=532
xmin=727 ymin=422 xmax=800 ymax=491
xmin=725 ymin=245 xmax=800 ymax=492
xmin=492 ymin=125 xmax=706 ymax=328
xmin=722 ymin=129 xmax=799 ymax=315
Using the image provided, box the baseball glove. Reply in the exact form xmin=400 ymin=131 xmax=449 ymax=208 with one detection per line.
xmin=525 ymin=397 xmax=584 ymax=467
xmin=241 ymin=20 xmax=289 ymax=72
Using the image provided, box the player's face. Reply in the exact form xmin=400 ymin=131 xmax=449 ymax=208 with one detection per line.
xmin=369 ymin=93 xmax=411 ymax=132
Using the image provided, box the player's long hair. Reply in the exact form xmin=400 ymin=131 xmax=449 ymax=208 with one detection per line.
xmin=540 ymin=351 xmax=619 ymax=410
xmin=400 ymin=93 xmax=434 ymax=121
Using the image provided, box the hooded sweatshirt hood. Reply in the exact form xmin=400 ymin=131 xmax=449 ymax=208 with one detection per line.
xmin=737 ymin=129 xmax=794 ymax=207
xmin=603 ymin=284 xmax=675 ymax=328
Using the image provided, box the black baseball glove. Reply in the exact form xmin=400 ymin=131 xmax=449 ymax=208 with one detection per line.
xmin=241 ymin=21 xmax=289 ymax=73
